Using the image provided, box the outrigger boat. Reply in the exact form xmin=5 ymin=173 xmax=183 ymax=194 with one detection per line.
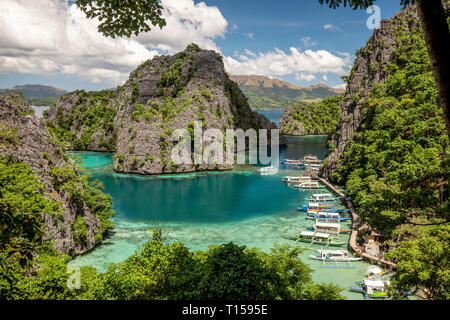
xmin=260 ymin=166 xmax=278 ymax=176
xmin=290 ymin=231 xmax=346 ymax=247
xmin=282 ymin=159 xmax=303 ymax=167
xmin=283 ymin=176 xmax=311 ymax=184
xmin=307 ymin=193 xmax=341 ymax=203
xmin=310 ymin=249 xmax=363 ymax=268
xmin=307 ymin=222 xmax=351 ymax=234
xmin=311 ymin=222 xmax=341 ymax=235
xmin=301 ymin=155 xmax=322 ymax=164
xmin=298 ymin=203 xmax=335 ymax=212
xmin=295 ymin=181 xmax=321 ymax=189
xmin=306 ymin=212 xmax=352 ymax=222
xmin=350 ymin=279 xmax=391 ymax=299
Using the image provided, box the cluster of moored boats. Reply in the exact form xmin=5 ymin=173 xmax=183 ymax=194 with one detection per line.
xmin=289 ymin=202 xmax=354 ymax=254
xmin=282 ymin=155 xmax=323 ymax=171
xmin=282 ymin=175 xmax=323 ymax=189
xmin=259 ymin=155 xmax=324 ymax=177
xmin=259 ymin=154 xmax=403 ymax=299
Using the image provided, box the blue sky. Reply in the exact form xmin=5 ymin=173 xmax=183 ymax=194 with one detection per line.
xmin=0 ymin=0 xmax=402 ymax=91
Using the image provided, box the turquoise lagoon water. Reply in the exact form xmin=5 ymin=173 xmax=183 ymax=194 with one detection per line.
xmin=69 ymin=136 xmax=372 ymax=300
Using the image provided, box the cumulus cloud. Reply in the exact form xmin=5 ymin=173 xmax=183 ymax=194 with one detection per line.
xmin=0 ymin=0 xmax=228 ymax=85
xmin=224 ymin=47 xmax=351 ymax=79
xmin=135 ymin=0 xmax=228 ymax=53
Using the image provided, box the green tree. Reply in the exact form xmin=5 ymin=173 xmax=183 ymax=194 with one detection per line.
xmin=81 ymin=231 xmax=344 ymax=300
xmin=318 ymin=0 xmax=450 ymax=138
xmin=194 ymin=243 xmax=278 ymax=300
xmin=75 ymin=0 xmax=166 ymax=38
xmin=385 ymin=225 xmax=450 ymax=300
xmin=255 ymin=244 xmax=345 ymax=300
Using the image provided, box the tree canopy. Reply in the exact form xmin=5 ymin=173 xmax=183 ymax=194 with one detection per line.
xmin=75 ymin=0 xmax=166 ymax=38
xmin=318 ymin=0 xmax=416 ymax=9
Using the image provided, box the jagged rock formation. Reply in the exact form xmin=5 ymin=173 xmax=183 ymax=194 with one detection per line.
xmin=0 ymin=94 xmax=113 ymax=255
xmin=279 ymin=96 xmax=342 ymax=136
xmin=321 ymin=5 xmax=429 ymax=181
xmin=47 ymin=45 xmax=285 ymax=175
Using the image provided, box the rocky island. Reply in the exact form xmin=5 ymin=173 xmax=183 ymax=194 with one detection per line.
xmin=46 ymin=44 xmax=284 ymax=175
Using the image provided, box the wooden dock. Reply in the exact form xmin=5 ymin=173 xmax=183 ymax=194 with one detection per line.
xmin=318 ymin=177 xmax=397 ymax=270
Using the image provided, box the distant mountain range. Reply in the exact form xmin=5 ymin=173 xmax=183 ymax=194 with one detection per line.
xmin=0 ymin=84 xmax=68 ymax=106
xmin=230 ymin=75 xmax=344 ymax=110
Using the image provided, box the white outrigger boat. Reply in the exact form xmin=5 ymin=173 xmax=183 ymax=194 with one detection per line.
xmin=295 ymin=181 xmax=321 ymax=189
xmin=260 ymin=166 xmax=278 ymax=176
xmin=299 ymin=203 xmax=335 ymax=212
xmin=308 ymin=221 xmax=351 ymax=234
xmin=307 ymin=193 xmax=340 ymax=203
xmin=291 ymin=231 xmax=346 ymax=247
xmin=283 ymin=176 xmax=311 ymax=184
xmin=301 ymin=155 xmax=322 ymax=164
xmin=350 ymin=279 xmax=391 ymax=299
xmin=310 ymin=249 xmax=363 ymax=268
xmin=312 ymin=222 xmax=341 ymax=235
xmin=306 ymin=212 xmax=352 ymax=222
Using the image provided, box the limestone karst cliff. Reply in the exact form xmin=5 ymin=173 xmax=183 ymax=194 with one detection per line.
xmin=1 ymin=94 xmax=114 ymax=255
xmin=47 ymin=44 xmax=285 ymax=175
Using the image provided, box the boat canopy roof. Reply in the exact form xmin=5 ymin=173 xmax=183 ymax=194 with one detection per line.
xmin=313 ymin=193 xmax=333 ymax=197
xmin=315 ymin=222 xmax=341 ymax=228
xmin=314 ymin=232 xmax=330 ymax=239
xmin=300 ymin=231 xmax=315 ymax=237
xmin=317 ymin=212 xmax=340 ymax=217
xmin=364 ymin=279 xmax=390 ymax=288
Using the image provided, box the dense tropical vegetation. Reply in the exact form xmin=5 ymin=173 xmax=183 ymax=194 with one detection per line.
xmin=1 ymin=221 xmax=345 ymax=300
xmin=45 ymin=90 xmax=118 ymax=152
xmin=328 ymin=6 xmax=449 ymax=299
xmin=280 ymin=96 xmax=342 ymax=136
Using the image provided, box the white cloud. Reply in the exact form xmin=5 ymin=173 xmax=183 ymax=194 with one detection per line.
xmin=225 ymin=47 xmax=351 ymax=79
xmin=324 ymin=24 xmax=342 ymax=32
xmin=0 ymin=0 xmax=228 ymax=85
xmin=323 ymin=75 xmax=328 ymax=81
xmin=296 ymin=73 xmax=317 ymax=82
xmin=135 ymin=0 xmax=228 ymax=53
xmin=244 ymin=32 xmax=255 ymax=40
xmin=244 ymin=49 xmax=257 ymax=57
xmin=300 ymin=37 xmax=317 ymax=48
xmin=333 ymin=83 xmax=346 ymax=90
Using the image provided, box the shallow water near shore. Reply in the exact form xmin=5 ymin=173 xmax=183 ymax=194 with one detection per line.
xmin=69 ymin=136 xmax=373 ymax=300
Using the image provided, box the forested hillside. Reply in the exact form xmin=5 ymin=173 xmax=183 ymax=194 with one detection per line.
xmin=279 ymin=96 xmax=342 ymax=136
xmin=322 ymin=3 xmax=449 ymax=299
